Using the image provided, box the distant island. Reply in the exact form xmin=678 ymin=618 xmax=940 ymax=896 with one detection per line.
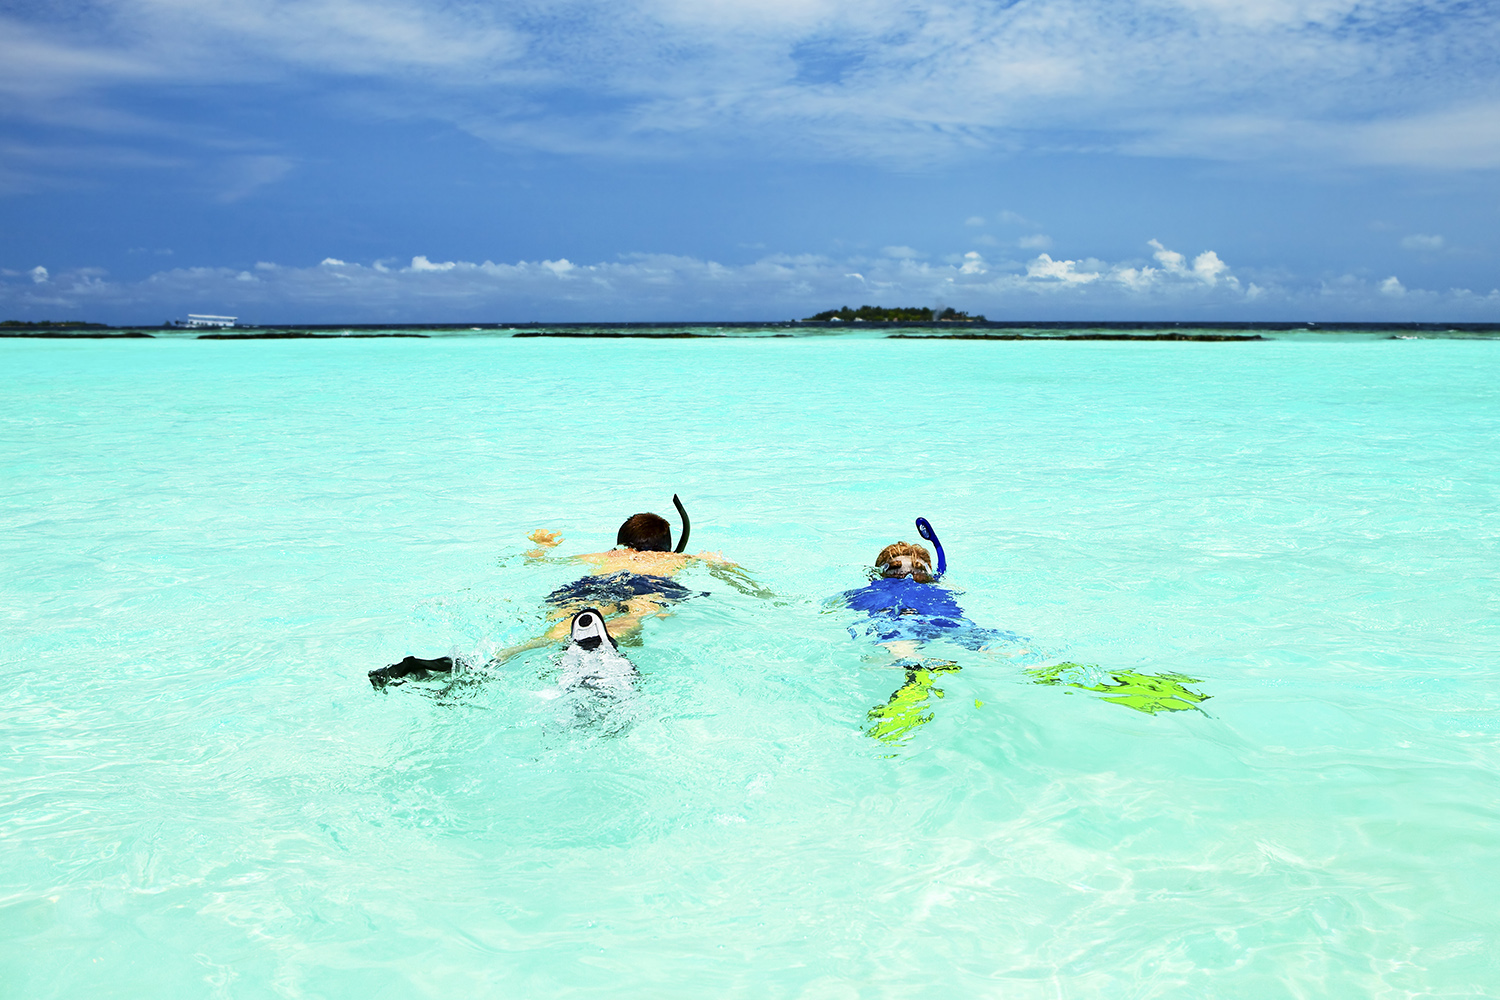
xmin=803 ymin=305 xmax=987 ymax=323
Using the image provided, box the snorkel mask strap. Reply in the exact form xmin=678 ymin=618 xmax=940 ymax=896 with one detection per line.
xmin=915 ymin=517 xmax=946 ymax=577
xmin=673 ymin=494 xmax=690 ymax=553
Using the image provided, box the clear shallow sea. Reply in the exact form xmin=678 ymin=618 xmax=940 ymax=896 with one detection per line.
xmin=2 ymin=330 xmax=1498 ymax=998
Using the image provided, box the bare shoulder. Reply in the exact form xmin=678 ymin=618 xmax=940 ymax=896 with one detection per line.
xmin=573 ymin=550 xmax=617 ymax=572
xmin=577 ymin=549 xmax=691 ymax=576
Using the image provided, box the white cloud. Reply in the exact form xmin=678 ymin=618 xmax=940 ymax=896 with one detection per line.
xmin=1003 ymin=239 xmax=1255 ymax=294
xmin=1380 ymin=276 xmax=1406 ymax=296
xmin=883 ymin=245 xmax=922 ymax=259
xmin=964 ymin=215 xmax=986 ymax=227
xmin=1149 ymin=239 xmax=1187 ymax=272
xmin=7 ymin=0 xmax=1498 ymax=170
xmin=1191 ymin=250 xmax=1231 ymax=286
xmin=0 ymin=137 xmax=187 ymax=195
xmin=1016 ymin=234 xmax=1053 ymax=250
xmin=0 ymin=19 xmax=162 ymax=102
xmin=409 ymin=255 xmax=457 ymax=272
xmin=1145 ymin=239 xmax=1239 ymax=289
xmin=1400 ymin=234 xmax=1444 ymax=251
xmin=320 ymin=258 xmax=347 ymax=267
xmin=1026 ymin=254 xmax=1100 ymax=285
xmin=121 ymin=0 xmax=521 ymax=79
xmin=29 ymin=266 xmax=49 ymax=283
xmin=1352 ymin=103 xmax=1500 ymax=170
xmin=215 ymin=154 xmax=294 ymax=203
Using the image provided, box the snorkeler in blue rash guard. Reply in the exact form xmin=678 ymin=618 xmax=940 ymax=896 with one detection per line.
xmin=836 ymin=540 xmax=1021 ymax=656
xmin=842 ymin=526 xmax=1210 ymax=741
xmin=833 ymin=529 xmax=1022 ymax=743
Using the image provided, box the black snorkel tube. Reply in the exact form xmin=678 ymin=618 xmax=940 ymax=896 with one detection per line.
xmin=673 ymin=494 xmax=691 ymax=553
xmin=915 ymin=517 xmax=946 ymax=578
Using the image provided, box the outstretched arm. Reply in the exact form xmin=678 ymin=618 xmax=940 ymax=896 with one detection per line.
xmin=697 ymin=554 xmax=779 ymax=600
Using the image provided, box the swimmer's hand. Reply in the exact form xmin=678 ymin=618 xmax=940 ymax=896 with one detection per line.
xmin=525 ymin=529 xmax=563 ymax=560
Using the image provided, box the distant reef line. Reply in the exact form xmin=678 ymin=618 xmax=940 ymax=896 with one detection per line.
xmin=1 ymin=330 xmax=155 ymax=339
xmin=511 ymin=331 xmax=745 ymax=339
xmin=195 ymin=331 xmax=429 ymax=340
xmin=0 ymin=320 xmax=111 ymax=330
xmin=0 ymin=330 xmax=432 ymax=340
xmin=887 ymin=332 xmax=1265 ymax=342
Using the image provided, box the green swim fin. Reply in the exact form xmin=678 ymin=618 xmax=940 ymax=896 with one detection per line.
xmin=866 ymin=662 xmax=960 ymax=742
xmin=1027 ymin=662 xmax=1209 ymax=714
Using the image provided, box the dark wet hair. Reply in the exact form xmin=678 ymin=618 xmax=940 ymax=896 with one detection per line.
xmin=617 ymin=512 xmax=672 ymax=552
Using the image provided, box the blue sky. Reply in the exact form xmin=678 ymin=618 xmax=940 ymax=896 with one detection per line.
xmin=3 ymin=0 xmax=1498 ymax=323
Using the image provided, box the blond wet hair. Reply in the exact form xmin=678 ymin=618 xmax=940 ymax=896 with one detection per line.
xmin=875 ymin=542 xmax=934 ymax=583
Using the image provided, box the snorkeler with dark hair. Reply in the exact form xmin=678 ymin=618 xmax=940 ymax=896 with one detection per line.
xmin=612 ymin=495 xmax=689 ymax=554
xmin=370 ymin=496 xmax=760 ymax=689
xmin=519 ymin=493 xmax=741 ymax=650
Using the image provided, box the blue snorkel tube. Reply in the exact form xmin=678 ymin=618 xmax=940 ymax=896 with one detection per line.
xmin=914 ymin=517 xmax=947 ymax=578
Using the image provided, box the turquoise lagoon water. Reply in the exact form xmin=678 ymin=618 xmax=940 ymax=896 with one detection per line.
xmin=2 ymin=332 xmax=1498 ymax=997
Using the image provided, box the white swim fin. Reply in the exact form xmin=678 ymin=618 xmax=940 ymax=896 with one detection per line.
xmin=569 ymin=608 xmax=617 ymax=652
xmin=558 ymin=608 xmax=637 ymax=693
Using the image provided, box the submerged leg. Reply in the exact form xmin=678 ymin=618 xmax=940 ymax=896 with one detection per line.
xmin=370 ymin=595 xmax=671 ymax=692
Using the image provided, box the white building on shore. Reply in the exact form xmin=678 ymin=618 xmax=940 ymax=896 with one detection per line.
xmin=180 ymin=314 xmax=237 ymax=329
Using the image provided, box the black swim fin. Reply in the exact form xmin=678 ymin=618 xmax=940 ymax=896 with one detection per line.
xmin=369 ymin=655 xmax=455 ymax=690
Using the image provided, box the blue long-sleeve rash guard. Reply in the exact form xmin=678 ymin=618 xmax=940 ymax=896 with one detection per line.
xmin=836 ymin=577 xmax=1022 ymax=650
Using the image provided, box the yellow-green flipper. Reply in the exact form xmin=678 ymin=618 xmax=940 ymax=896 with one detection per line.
xmin=865 ymin=662 xmax=960 ymax=742
xmin=1027 ymin=662 xmax=1209 ymax=714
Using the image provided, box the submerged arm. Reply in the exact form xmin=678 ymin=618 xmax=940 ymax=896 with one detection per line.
xmin=703 ymin=559 xmax=778 ymax=600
